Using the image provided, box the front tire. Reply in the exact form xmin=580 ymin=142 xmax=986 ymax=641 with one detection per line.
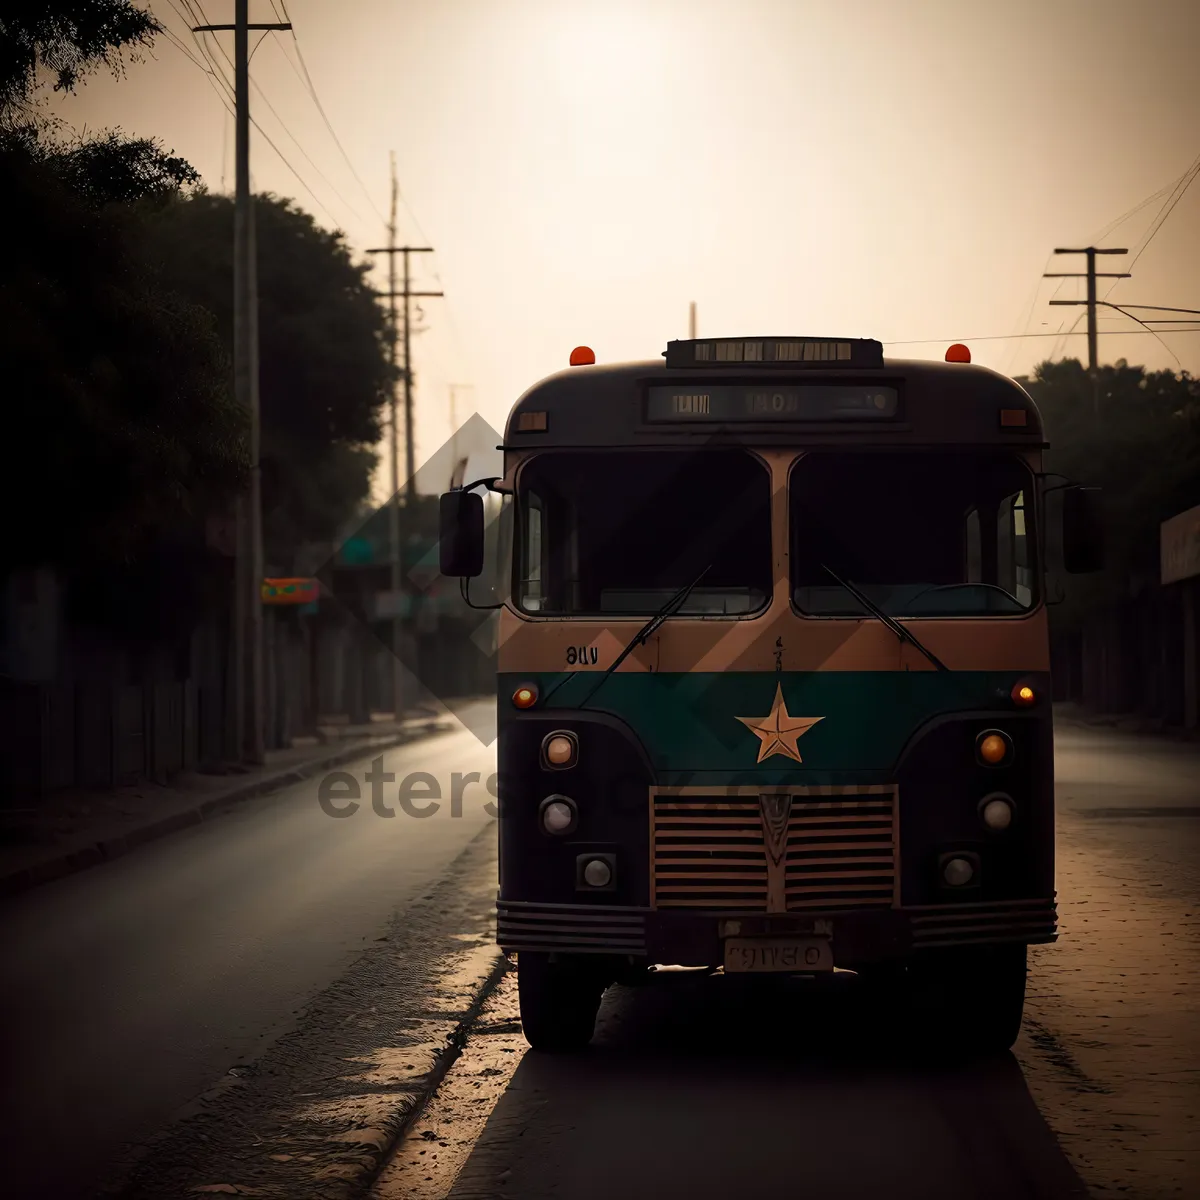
xmin=906 ymin=942 xmax=1028 ymax=1058
xmin=517 ymin=952 xmax=607 ymax=1052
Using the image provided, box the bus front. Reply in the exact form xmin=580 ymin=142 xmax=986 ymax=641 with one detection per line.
xmin=440 ymin=335 xmax=1102 ymax=1054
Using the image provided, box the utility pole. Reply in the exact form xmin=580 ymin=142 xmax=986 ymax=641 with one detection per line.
xmin=366 ymin=244 xmax=443 ymax=498
xmin=367 ymin=210 xmax=442 ymax=718
xmin=1044 ymin=247 xmax=1129 ymax=414
xmin=689 ymin=301 xmax=697 ymax=339
xmin=194 ymin=2 xmax=290 ymax=765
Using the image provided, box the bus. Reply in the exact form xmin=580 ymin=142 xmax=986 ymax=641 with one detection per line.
xmin=439 ymin=335 xmax=1103 ymax=1054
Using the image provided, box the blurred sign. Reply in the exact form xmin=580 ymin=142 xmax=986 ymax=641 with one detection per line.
xmin=262 ymin=578 xmax=319 ymax=605
xmin=340 ymin=536 xmax=375 ymax=565
xmin=374 ymin=590 xmax=405 ymax=620
xmin=1161 ymin=504 xmax=1200 ymax=585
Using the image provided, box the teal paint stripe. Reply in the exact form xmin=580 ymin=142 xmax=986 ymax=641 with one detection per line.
xmin=503 ymin=671 xmax=1027 ymax=773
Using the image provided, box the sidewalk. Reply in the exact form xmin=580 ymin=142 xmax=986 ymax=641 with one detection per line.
xmin=0 ymin=709 xmax=453 ymax=900
xmin=1053 ymin=700 xmax=1200 ymax=744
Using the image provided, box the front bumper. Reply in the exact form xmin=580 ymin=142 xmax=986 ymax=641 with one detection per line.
xmin=496 ymin=896 xmax=1058 ymax=966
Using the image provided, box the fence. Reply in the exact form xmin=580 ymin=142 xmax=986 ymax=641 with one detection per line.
xmin=1051 ymin=576 xmax=1199 ymax=729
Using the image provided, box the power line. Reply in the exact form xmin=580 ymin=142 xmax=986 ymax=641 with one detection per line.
xmin=1125 ymin=158 xmax=1200 ymax=275
xmin=1109 ymin=305 xmax=1183 ymax=369
xmin=175 ymin=4 xmax=345 ymax=227
xmin=276 ymin=0 xmax=387 ymax=228
xmin=246 ymin=74 xmax=363 ymax=221
xmin=1101 ymin=150 xmax=1200 ymax=305
xmin=883 ymin=328 xmax=1200 ymax=345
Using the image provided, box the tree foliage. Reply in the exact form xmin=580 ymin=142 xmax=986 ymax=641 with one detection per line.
xmin=1021 ymin=358 xmax=1200 ymax=622
xmin=0 ymin=134 xmax=248 ymax=576
xmin=0 ymin=0 xmax=158 ymax=124
xmin=145 ymin=192 xmax=393 ymax=564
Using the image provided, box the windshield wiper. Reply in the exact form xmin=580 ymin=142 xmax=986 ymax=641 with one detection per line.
xmin=819 ymin=563 xmax=950 ymax=673
xmin=542 ymin=564 xmax=712 ymax=709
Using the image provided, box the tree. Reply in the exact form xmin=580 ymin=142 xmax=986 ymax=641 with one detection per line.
xmin=145 ymin=192 xmax=393 ymax=566
xmin=1021 ymin=357 xmax=1200 ymax=622
xmin=0 ymin=1 xmax=158 ymax=126
xmin=0 ymin=136 xmax=248 ymax=575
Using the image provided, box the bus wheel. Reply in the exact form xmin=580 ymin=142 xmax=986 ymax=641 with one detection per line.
xmin=517 ymin=952 xmax=606 ymax=1052
xmin=908 ymin=942 xmax=1028 ymax=1058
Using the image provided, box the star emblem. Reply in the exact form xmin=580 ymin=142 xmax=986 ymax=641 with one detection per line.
xmin=735 ymin=683 xmax=824 ymax=764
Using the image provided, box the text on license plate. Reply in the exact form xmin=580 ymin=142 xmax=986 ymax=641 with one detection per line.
xmin=724 ymin=937 xmax=833 ymax=973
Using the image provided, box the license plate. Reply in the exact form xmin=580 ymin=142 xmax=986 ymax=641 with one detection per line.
xmin=724 ymin=937 xmax=833 ymax=973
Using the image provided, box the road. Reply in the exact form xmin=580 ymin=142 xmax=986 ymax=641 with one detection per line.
xmin=374 ymin=720 xmax=1200 ymax=1200
xmin=0 ymin=703 xmax=497 ymax=1200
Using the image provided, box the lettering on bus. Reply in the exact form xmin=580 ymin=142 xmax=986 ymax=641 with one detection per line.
xmin=566 ymin=645 xmax=600 ymax=666
xmin=745 ymin=391 xmax=799 ymax=416
xmin=672 ymin=393 xmax=711 ymax=416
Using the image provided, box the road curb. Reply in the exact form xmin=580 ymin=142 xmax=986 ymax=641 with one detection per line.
xmin=358 ymin=950 xmax=512 ymax=1199
xmin=0 ymin=721 xmax=452 ymax=901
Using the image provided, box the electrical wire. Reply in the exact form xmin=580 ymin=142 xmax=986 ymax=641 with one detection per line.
xmin=1100 ymin=150 xmax=1200 ymax=306
xmin=177 ymin=1 xmax=348 ymax=227
xmin=1109 ymin=306 xmax=1184 ymax=369
xmin=276 ymin=0 xmax=387 ymax=228
xmin=881 ymin=326 xmax=1200 ymax=346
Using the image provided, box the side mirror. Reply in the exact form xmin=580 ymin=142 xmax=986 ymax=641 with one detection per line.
xmin=439 ymin=491 xmax=484 ymax=577
xmin=1062 ymin=486 xmax=1104 ymax=574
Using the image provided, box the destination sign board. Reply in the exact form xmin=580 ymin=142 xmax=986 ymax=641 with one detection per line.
xmin=645 ymin=384 xmax=899 ymax=423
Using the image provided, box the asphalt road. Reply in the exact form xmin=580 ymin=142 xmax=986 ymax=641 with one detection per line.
xmin=0 ymin=703 xmax=497 ymax=1200
xmin=375 ymin=720 xmax=1200 ymax=1200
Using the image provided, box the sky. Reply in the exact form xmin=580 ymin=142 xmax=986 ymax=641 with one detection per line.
xmin=57 ymin=0 xmax=1200 ymax=500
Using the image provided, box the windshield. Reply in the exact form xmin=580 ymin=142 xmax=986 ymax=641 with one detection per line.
xmin=791 ymin=452 xmax=1038 ymax=617
xmin=515 ymin=450 xmax=771 ymax=616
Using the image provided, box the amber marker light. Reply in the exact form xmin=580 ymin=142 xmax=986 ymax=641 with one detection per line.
xmin=512 ymin=684 xmax=538 ymax=709
xmin=1012 ymin=682 xmax=1037 ymax=707
xmin=569 ymin=346 xmax=596 ymax=366
xmin=945 ymin=343 xmax=971 ymax=363
xmin=976 ymin=730 xmax=1012 ymax=766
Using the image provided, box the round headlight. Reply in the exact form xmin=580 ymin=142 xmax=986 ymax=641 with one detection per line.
xmin=512 ymin=684 xmax=538 ymax=709
xmin=942 ymin=857 xmax=975 ymax=887
xmin=980 ymin=794 xmax=1014 ymax=831
xmin=976 ymin=730 xmax=1012 ymax=766
xmin=543 ymin=732 xmax=577 ymax=768
xmin=1011 ymin=682 xmax=1036 ymax=708
xmin=582 ymin=858 xmax=612 ymax=887
xmin=539 ymin=795 xmax=576 ymax=835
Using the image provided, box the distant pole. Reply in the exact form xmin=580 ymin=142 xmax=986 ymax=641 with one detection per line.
xmin=365 ymin=224 xmax=441 ymax=716
xmin=387 ymin=156 xmax=403 ymax=718
xmin=1044 ymin=247 xmax=1129 ymax=416
xmin=689 ymin=301 xmax=697 ymax=340
xmin=194 ymin=2 xmax=290 ymax=764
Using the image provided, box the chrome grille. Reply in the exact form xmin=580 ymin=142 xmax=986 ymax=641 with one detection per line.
xmin=652 ymin=788 xmax=897 ymax=912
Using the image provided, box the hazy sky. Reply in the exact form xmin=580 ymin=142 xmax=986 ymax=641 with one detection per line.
xmin=59 ymin=0 xmax=1200 ymax=499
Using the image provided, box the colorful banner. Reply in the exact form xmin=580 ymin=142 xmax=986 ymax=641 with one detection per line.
xmin=262 ymin=578 xmax=320 ymax=605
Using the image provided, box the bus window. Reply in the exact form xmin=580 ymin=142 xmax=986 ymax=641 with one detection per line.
xmin=520 ymin=493 xmax=544 ymax=612
xmin=791 ymin=452 xmax=1039 ymax=617
xmin=998 ymin=491 xmax=1032 ymax=607
xmin=514 ymin=450 xmax=771 ymax=616
xmin=965 ymin=507 xmax=982 ymax=584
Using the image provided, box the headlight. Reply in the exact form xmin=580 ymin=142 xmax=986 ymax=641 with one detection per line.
xmin=976 ymin=729 xmax=1013 ymax=766
xmin=582 ymin=858 xmax=612 ymax=887
xmin=942 ymin=856 xmax=975 ymax=887
xmin=980 ymin=794 xmax=1015 ymax=831
xmin=542 ymin=730 xmax=578 ymax=769
xmin=538 ymin=795 xmax=577 ymax=835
